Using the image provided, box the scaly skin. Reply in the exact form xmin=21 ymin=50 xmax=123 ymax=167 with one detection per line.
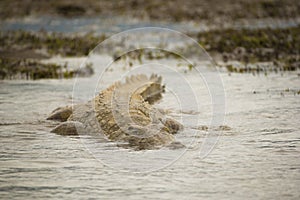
xmin=48 ymin=74 xmax=183 ymax=150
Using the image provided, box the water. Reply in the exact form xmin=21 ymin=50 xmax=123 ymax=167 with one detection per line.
xmin=1 ymin=15 xmax=300 ymax=199
xmin=1 ymin=16 xmax=300 ymax=34
xmin=0 ymin=55 xmax=299 ymax=199
xmin=0 ymin=16 xmax=196 ymax=34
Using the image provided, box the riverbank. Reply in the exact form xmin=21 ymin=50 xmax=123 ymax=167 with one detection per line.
xmin=194 ymin=25 xmax=300 ymax=73
xmin=1 ymin=0 xmax=299 ymax=24
xmin=0 ymin=57 xmax=93 ymax=80
xmin=1 ymin=24 xmax=299 ymax=79
xmin=0 ymin=31 xmax=103 ymax=79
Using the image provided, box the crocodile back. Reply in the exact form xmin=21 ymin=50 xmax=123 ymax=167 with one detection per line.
xmin=94 ymin=74 xmax=174 ymax=149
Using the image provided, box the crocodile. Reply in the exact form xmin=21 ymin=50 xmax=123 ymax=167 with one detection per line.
xmin=47 ymin=74 xmax=183 ymax=150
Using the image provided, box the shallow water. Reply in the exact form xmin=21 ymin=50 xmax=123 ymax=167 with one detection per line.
xmin=0 ymin=53 xmax=299 ymax=199
xmin=0 ymin=16 xmax=195 ymax=34
xmin=1 ymin=16 xmax=300 ymax=34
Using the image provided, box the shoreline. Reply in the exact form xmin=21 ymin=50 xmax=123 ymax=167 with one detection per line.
xmin=1 ymin=24 xmax=299 ymax=80
xmin=1 ymin=0 xmax=299 ymax=23
xmin=1 ymin=0 xmax=299 ymax=79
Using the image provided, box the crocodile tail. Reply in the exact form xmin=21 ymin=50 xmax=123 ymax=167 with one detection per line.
xmin=121 ymin=74 xmax=165 ymax=104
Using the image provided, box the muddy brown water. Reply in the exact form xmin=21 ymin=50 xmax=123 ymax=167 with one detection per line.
xmin=0 ymin=54 xmax=299 ymax=199
xmin=1 ymin=17 xmax=300 ymax=199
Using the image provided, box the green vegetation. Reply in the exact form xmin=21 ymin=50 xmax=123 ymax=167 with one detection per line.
xmin=114 ymin=49 xmax=182 ymax=63
xmin=0 ymin=58 xmax=93 ymax=80
xmin=0 ymin=31 xmax=100 ymax=80
xmin=196 ymin=26 xmax=299 ymax=59
xmin=1 ymin=25 xmax=299 ymax=78
xmin=0 ymin=31 xmax=105 ymax=57
xmin=194 ymin=25 xmax=300 ymax=73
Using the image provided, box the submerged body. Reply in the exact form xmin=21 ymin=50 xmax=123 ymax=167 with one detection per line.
xmin=48 ymin=74 xmax=183 ymax=150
